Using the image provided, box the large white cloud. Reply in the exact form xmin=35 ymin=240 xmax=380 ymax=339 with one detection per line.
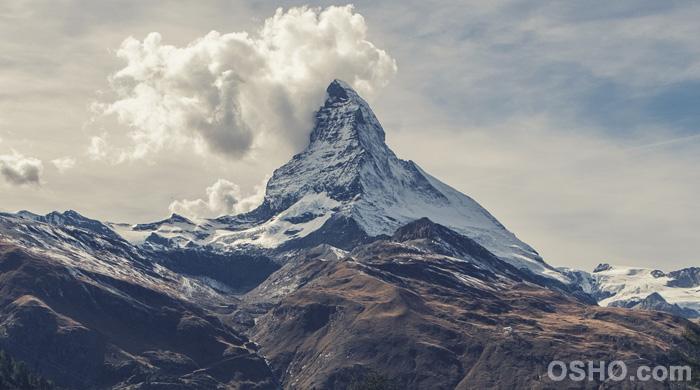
xmin=0 ymin=152 xmax=43 ymax=186
xmin=169 ymin=178 xmax=266 ymax=219
xmin=96 ymin=5 xmax=397 ymax=162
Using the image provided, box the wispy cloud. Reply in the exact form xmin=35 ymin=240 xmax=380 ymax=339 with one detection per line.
xmin=626 ymin=133 xmax=700 ymax=153
xmin=51 ymin=156 xmax=76 ymax=173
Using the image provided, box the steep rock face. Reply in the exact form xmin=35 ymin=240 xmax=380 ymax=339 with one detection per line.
xmin=262 ymin=79 xmax=398 ymax=212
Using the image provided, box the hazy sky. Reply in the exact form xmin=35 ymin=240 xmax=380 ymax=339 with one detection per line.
xmin=1 ymin=1 xmax=699 ymax=271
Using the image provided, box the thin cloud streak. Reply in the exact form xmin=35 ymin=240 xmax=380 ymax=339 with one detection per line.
xmin=626 ymin=133 xmax=700 ymax=153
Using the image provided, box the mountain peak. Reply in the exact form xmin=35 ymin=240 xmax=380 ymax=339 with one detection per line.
xmin=593 ymin=263 xmax=613 ymax=273
xmin=168 ymin=213 xmax=193 ymax=223
xmin=63 ymin=209 xmax=83 ymax=218
xmin=46 ymin=209 xmax=86 ymax=222
xmin=133 ymin=213 xmax=194 ymax=231
xmin=263 ymin=79 xmax=395 ymax=212
xmin=310 ymin=79 xmax=385 ymax=145
xmin=326 ymin=79 xmax=355 ymax=101
xmin=644 ymin=292 xmax=666 ymax=303
xmin=35 ymin=209 xmax=121 ymax=239
xmin=252 ymin=80 xmax=562 ymax=281
xmin=16 ymin=210 xmax=40 ymax=219
xmin=112 ymin=79 xmax=564 ymax=282
xmin=392 ymin=217 xmax=444 ymax=241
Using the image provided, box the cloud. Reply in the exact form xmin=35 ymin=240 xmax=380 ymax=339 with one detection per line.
xmin=87 ymin=135 xmax=109 ymax=160
xmin=51 ymin=156 xmax=76 ymax=173
xmin=95 ymin=5 xmax=397 ymax=162
xmin=0 ymin=151 xmax=43 ymax=185
xmin=169 ymin=178 xmax=266 ymax=219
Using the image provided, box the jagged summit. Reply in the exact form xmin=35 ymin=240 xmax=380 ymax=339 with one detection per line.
xmin=308 ymin=79 xmax=385 ymax=146
xmin=263 ymin=79 xmax=405 ymax=213
xmin=134 ymin=213 xmax=194 ymax=231
xmin=12 ymin=209 xmax=121 ymax=240
xmin=325 ymin=79 xmax=356 ymax=100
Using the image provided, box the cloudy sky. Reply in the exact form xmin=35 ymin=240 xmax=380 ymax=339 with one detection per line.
xmin=1 ymin=1 xmax=698 ymax=271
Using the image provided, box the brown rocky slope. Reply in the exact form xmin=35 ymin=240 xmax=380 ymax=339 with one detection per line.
xmin=250 ymin=219 xmax=700 ymax=389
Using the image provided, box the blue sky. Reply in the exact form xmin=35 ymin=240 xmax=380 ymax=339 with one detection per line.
xmin=0 ymin=1 xmax=698 ymax=270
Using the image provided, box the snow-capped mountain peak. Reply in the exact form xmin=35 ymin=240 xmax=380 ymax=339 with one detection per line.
xmin=311 ymin=79 xmax=386 ymax=145
xmin=262 ymin=78 xmax=406 ymax=213
xmin=4 ymin=80 xmax=567 ymax=282
xmin=261 ymin=80 xmax=566 ymax=278
xmin=14 ymin=209 xmax=121 ymax=240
